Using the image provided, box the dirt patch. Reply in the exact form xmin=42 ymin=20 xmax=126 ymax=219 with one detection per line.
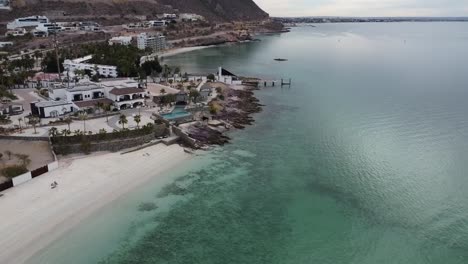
xmin=0 ymin=139 xmax=54 ymax=182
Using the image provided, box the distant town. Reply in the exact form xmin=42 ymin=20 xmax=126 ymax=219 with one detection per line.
xmin=275 ymin=16 xmax=468 ymax=24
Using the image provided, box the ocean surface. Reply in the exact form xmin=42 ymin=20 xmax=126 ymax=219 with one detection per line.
xmin=31 ymin=23 xmax=468 ymax=264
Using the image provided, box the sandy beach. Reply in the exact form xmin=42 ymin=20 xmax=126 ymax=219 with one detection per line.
xmin=156 ymin=45 xmax=216 ymax=58
xmin=0 ymin=144 xmax=191 ymax=264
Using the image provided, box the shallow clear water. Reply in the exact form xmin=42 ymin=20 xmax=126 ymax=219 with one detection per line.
xmin=32 ymin=23 xmax=468 ymax=264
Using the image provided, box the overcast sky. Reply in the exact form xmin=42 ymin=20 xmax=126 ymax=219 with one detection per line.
xmin=254 ymin=0 xmax=468 ymax=17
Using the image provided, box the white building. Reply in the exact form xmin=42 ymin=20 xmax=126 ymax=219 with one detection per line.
xmin=0 ymin=42 xmax=13 ymax=48
xmin=179 ymin=13 xmax=205 ymax=21
xmin=163 ymin=13 xmax=177 ymax=19
xmin=100 ymin=79 xmax=146 ymax=110
xmin=147 ymin=20 xmax=167 ymax=27
xmin=5 ymin=28 xmax=27 ymax=37
xmin=0 ymin=0 xmax=11 ymax=10
xmin=35 ymin=23 xmax=63 ymax=35
xmin=217 ymin=67 xmax=243 ymax=85
xmin=108 ymin=36 xmax=133 ymax=46
xmin=137 ymin=33 xmax=167 ymax=52
xmin=7 ymin=16 xmax=49 ymax=30
xmin=30 ymin=100 xmax=74 ymax=118
xmin=63 ymin=55 xmax=118 ymax=78
xmin=48 ymin=79 xmax=146 ymax=111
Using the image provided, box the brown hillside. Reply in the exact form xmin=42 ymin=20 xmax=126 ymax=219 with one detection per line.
xmin=0 ymin=0 xmax=268 ymax=23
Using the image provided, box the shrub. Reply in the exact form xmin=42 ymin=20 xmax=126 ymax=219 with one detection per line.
xmin=1 ymin=165 xmax=28 ymax=178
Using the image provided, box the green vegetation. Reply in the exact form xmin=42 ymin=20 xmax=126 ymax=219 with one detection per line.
xmin=141 ymin=60 xmax=162 ymax=76
xmin=0 ymin=86 xmax=18 ymax=100
xmin=1 ymin=165 xmax=28 ymax=178
xmin=41 ymin=43 xmax=166 ymax=78
xmin=207 ymin=73 xmax=216 ymax=81
xmin=119 ymin=114 xmax=128 ymax=129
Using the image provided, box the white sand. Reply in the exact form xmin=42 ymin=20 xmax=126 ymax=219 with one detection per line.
xmin=0 ymin=144 xmax=191 ymax=264
xmin=156 ymin=46 xmax=215 ymax=58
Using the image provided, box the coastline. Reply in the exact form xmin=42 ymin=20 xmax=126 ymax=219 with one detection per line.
xmin=156 ymin=46 xmax=217 ymax=59
xmin=0 ymin=144 xmax=192 ymax=264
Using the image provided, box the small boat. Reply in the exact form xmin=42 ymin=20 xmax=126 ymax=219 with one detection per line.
xmin=274 ymin=58 xmax=288 ymax=62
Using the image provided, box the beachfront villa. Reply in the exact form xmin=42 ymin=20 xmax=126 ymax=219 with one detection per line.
xmin=46 ymin=79 xmax=147 ymax=113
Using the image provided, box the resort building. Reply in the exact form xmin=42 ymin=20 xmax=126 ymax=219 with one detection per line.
xmin=35 ymin=23 xmax=63 ymax=35
xmin=101 ymin=79 xmax=146 ymax=110
xmin=0 ymin=103 xmax=24 ymax=116
xmin=0 ymin=0 xmax=10 ymax=10
xmin=46 ymin=79 xmax=147 ymax=112
xmin=108 ymin=36 xmax=133 ymax=46
xmin=65 ymin=82 xmax=106 ymax=103
xmin=0 ymin=42 xmax=13 ymax=48
xmin=137 ymin=33 xmax=167 ymax=52
xmin=30 ymin=100 xmax=73 ymax=118
xmin=78 ymin=22 xmax=101 ymax=32
xmin=148 ymin=20 xmax=167 ymax=27
xmin=162 ymin=13 xmax=177 ymax=19
xmin=179 ymin=13 xmax=205 ymax=21
xmin=63 ymin=55 xmax=118 ymax=78
xmin=7 ymin=16 xmax=49 ymax=30
xmin=5 ymin=28 xmax=27 ymax=37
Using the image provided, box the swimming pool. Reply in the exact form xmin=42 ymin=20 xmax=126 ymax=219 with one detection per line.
xmin=161 ymin=106 xmax=192 ymax=120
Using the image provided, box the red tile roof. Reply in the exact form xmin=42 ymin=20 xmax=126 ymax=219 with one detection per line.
xmin=109 ymin=87 xmax=144 ymax=96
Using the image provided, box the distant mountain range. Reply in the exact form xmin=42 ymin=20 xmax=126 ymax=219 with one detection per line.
xmin=275 ymin=17 xmax=468 ymax=23
xmin=0 ymin=0 xmax=268 ymax=23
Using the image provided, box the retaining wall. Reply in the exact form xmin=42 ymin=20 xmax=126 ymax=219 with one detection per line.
xmin=0 ymin=160 xmax=60 ymax=192
xmin=53 ymin=134 xmax=156 ymax=155
xmin=0 ymin=135 xmax=49 ymax=141
xmin=172 ymin=126 xmax=198 ymax=149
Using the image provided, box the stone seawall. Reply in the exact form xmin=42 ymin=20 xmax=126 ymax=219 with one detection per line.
xmin=53 ymin=134 xmax=156 ymax=155
xmin=172 ymin=126 xmax=198 ymax=149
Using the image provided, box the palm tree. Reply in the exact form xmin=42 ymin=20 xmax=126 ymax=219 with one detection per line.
xmin=64 ymin=117 xmax=72 ymax=130
xmin=103 ymin=104 xmax=111 ymax=123
xmin=48 ymin=127 xmax=59 ymax=137
xmin=79 ymin=112 xmax=88 ymax=133
xmin=27 ymin=115 xmax=40 ymax=134
xmin=4 ymin=150 xmax=12 ymax=160
xmin=118 ymin=114 xmax=128 ymax=130
xmin=17 ymin=117 xmax=22 ymax=132
xmin=160 ymin=88 xmax=166 ymax=95
xmin=96 ymin=102 xmax=104 ymax=115
xmin=134 ymin=114 xmax=141 ymax=129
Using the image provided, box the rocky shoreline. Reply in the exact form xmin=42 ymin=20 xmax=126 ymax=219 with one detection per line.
xmin=183 ymin=84 xmax=263 ymax=147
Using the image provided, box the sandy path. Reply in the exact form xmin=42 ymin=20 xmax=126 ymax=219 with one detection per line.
xmin=0 ymin=144 xmax=191 ymax=264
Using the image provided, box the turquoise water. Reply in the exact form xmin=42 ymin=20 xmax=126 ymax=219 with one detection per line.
xmin=162 ymin=106 xmax=191 ymax=120
xmin=32 ymin=23 xmax=468 ymax=263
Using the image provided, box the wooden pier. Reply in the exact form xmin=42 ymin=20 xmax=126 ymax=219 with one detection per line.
xmin=243 ymin=78 xmax=292 ymax=87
